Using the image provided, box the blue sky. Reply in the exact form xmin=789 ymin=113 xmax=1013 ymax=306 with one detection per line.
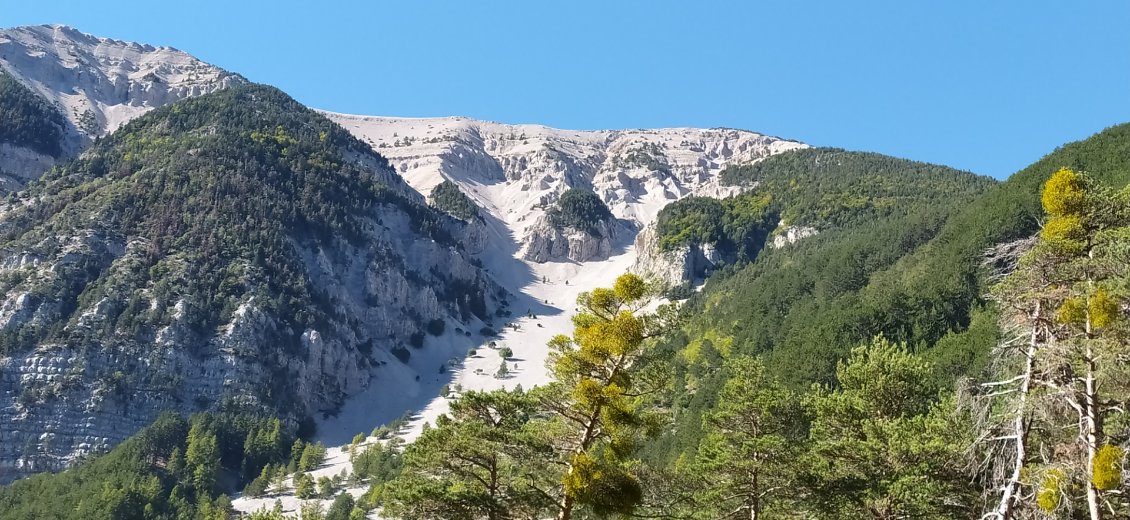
xmin=5 ymin=1 xmax=1128 ymax=178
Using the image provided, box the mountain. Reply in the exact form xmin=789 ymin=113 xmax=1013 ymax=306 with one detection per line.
xmin=0 ymin=83 xmax=502 ymax=481
xmin=0 ymin=25 xmax=243 ymax=188
xmin=326 ymin=113 xmax=807 ymax=266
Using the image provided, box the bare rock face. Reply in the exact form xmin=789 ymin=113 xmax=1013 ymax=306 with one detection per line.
xmin=522 ymin=214 xmax=628 ymax=263
xmin=631 ymin=224 xmax=725 ymax=286
xmin=0 ymin=144 xmax=55 ymax=189
xmin=0 ymin=25 xmax=243 ymax=139
xmin=0 ymin=204 xmax=502 ymax=482
xmin=771 ymin=225 xmax=819 ymax=248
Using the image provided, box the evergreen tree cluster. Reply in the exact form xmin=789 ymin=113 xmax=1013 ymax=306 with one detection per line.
xmin=0 ymin=68 xmax=66 ymax=158
xmin=0 ymin=412 xmax=294 ymax=520
xmin=545 ymin=188 xmax=613 ymax=235
xmin=429 ymin=179 xmax=480 ymax=221
xmin=0 ymin=83 xmax=459 ymax=358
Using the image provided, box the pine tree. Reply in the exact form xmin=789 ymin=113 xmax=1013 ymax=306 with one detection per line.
xmin=804 ymin=336 xmax=974 ymax=519
xmin=987 ymin=168 xmax=1130 ymax=519
xmin=383 ymin=389 xmax=551 ymax=520
xmin=691 ymin=356 xmax=803 ymax=519
xmin=538 ymin=273 xmax=676 ymax=520
xmin=185 ymin=419 xmax=220 ymax=494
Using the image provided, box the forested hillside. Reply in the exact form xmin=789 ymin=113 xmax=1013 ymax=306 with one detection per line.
xmin=0 ymin=84 xmax=501 ymax=482
xmin=638 ymin=125 xmax=1130 ymax=518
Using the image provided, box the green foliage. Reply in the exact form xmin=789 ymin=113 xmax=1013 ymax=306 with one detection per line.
xmin=0 ymin=412 xmax=294 ymax=520
xmin=688 ymin=356 xmax=803 ymax=519
xmin=0 ymin=83 xmax=456 ymax=357
xmin=545 ymin=188 xmax=613 ymax=235
xmin=996 ymin=167 xmax=1130 ymax=516
xmin=0 ymin=68 xmax=66 ymax=157
xmin=656 ymin=196 xmax=726 ymax=250
xmin=325 ymin=493 xmax=356 ymax=520
xmin=351 ymin=441 xmax=403 ymax=484
xmin=720 ymin=147 xmax=990 ymax=229
xmin=499 ymin=346 xmax=513 ymax=359
xmin=655 ymin=192 xmax=774 ymax=261
xmin=298 ymin=442 xmax=327 ymax=472
xmin=801 ymin=336 xmax=975 ymax=519
xmin=185 ymin=420 xmax=220 ymax=494
xmin=429 ymin=180 xmax=479 ymax=221
xmin=650 ymin=128 xmax=1130 ymax=473
xmin=541 ymin=273 xmax=675 ymax=519
xmin=294 ymin=472 xmax=315 ymax=499
xmin=383 ymin=389 xmax=551 ymax=520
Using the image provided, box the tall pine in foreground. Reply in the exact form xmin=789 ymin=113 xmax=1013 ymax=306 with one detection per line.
xmin=539 ymin=273 xmax=676 ymax=520
xmin=802 ymin=336 xmax=975 ymax=519
xmin=383 ymin=389 xmax=550 ymax=520
xmin=978 ymin=168 xmax=1130 ymax=519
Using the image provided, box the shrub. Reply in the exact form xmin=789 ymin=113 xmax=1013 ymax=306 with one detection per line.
xmin=425 ymin=319 xmax=445 ymax=336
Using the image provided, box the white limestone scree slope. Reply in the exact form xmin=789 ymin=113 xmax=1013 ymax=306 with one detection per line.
xmin=325 ymin=113 xmax=808 ymax=266
xmin=228 ymin=115 xmax=807 ymax=516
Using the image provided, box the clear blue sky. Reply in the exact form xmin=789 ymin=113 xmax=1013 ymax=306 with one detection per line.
xmin=5 ymin=1 xmax=1128 ymax=178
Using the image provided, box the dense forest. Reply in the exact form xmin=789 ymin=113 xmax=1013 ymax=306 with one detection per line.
xmin=0 ymin=68 xmax=67 ymax=158
xmin=0 ymin=412 xmax=297 ymax=519
xmin=0 ymin=84 xmax=459 ymax=357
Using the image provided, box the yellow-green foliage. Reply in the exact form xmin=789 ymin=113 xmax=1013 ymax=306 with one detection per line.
xmin=562 ymin=452 xmax=642 ymax=517
xmin=1056 ymin=288 xmax=1121 ymax=329
xmin=1042 ymin=167 xmax=1087 ymax=216
xmin=613 ymin=274 xmax=648 ymax=302
xmin=1040 ymin=215 xmax=1087 ymax=254
xmin=1042 ymin=214 xmax=1086 ymax=241
xmin=1056 ymin=297 xmax=1087 ymax=326
xmin=1036 ymin=468 xmax=1065 ymax=513
xmin=1088 ymin=288 xmax=1120 ymax=330
xmin=681 ymin=329 xmax=734 ymax=363
xmin=1093 ymin=444 xmax=1124 ymax=491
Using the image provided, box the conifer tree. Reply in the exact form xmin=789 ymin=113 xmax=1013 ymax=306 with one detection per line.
xmin=980 ymin=168 xmax=1130 ymax=519
xmin=383 ymin=389 xmax=550 ymax=520
xmin=185 ymin=419 xmax=220 ymax=495
xmin=691 ymin=356 xmax=803 ymax=520
xmin=804 ymin=336 xmax=974 ymax=519
xmin=538 ymin=273 xmax=676 ymax=520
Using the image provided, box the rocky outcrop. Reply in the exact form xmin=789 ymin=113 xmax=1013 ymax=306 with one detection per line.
xmin=0 ymin=205 xmax=502 ymax=482
xmin=771 ymin=225 xmax=819 ymax=248
xmin=327 ymin=114 xmax=810 ymax=260
xmin=522 ymin=215 xmax=628 ymax=263
xmin=0 ymin=25 xmax=244 ymax=139
xmin=0 ymin=144 xmax=55 ymax=190
xmin=631 ymin=224 xmax=725 ymax=285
